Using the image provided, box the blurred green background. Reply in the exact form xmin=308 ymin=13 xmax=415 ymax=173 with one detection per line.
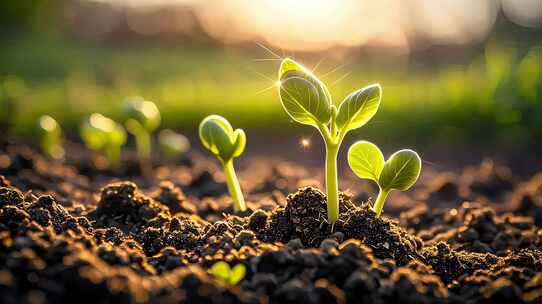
xmin=1 ymin=0 xmax=542 ymax=157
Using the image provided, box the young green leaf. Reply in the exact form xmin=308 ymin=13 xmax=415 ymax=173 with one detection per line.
xmin=81 ymin=114 xmax=115 ymax=150
xmin=379 ymin=149 xmax=421 ymax=192
xmin=347 ymin=142 xmax=421 ymax=217
xmin=81 ymin=113 xmax=126 ymax=169
xmin=124 ymin=98 xmax=161 ymax=132
xmin=279 ymin=76 xmax=330 ymax=126
xmin=278 ymin=58 xmax=332 ymax=104
xmin=158 ymin=129 xmax=190 ymax=158
xmin=347 ymin=140 xmax=385 ymax=182
xmin=336 ymin=84 xmax=381 ymax=132
xmin=278 ymin=58 xmax=331 ymax=127
xmin=199 ymin=115 xmax=245 ymax=163
xmin=37 ymin=115 xmax=64 ymax=159
xmin=229 ymin=264 xmax=247 ymax=285
xmin=209 ymin=261 xmax=246 ymax=286
xmin=210 ymin=261 xmax=230 ymax=282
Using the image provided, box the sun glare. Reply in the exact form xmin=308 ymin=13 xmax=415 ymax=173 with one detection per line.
xmin=83 ymin=0 xmax=541 ymax=51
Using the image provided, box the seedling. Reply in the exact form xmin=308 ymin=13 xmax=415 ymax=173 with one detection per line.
xmin=347 ymin=140 xmax=421 ymax=217
xmin=277 ymin=58 xmax=381 ymax=224
xmin=158 ymin=129 xmax=190 ymax=158
xmin=81 ymin=113 xmax=126 ymax=169
xmin=123 ymin=98 xmax=161 ymax=159
xmin=199 ymin=115 xmax=247 ymax=213
xmin=209 ymin=261 xmax=246 ymax=286
xmin=37 ymin=115 xmax=65 ymax=160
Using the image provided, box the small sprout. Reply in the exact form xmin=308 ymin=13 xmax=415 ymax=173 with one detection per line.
xmin=199 ymin=115 xmax=247 ymax=213
xmin=158 ymin=129 xmax=190 ymax=158
xmin=209 ymin=261 xmax=246 ymax=286
xmin=123 ymin=98 xmax=161 ymax=159
xmin=37 ymin=115 xmax=65 ymax=160
xmin=347 ymin=140 xmax=421 ymax=217
xmin=81 ymin=113 xmax=126 ymax=169
xmin=278 ymin=58 xmax=381 ymax=224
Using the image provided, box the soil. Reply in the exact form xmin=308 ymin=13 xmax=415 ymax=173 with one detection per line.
xmin=0 ymin=140 xmax=541 ymax=304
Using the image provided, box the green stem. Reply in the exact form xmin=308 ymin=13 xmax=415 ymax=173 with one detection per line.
xmin=106 ymin=144 xmax=121 ymax=169
xmin=325 ymin=143 xmax=340 ymax=224
xmin=135 ymin=131 xmax=151 ymax=159
xmin=373 ymin=188 xmax=389 ymax=217
xmin=223 ymin=160 xmax=246 ymax=213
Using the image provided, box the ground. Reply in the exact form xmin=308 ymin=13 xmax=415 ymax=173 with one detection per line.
xmin=0 ymin=139 xmax=541 ymax=303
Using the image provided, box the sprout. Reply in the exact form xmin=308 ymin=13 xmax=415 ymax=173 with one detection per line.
xmin=277 ymin=58 xmax=381 ymax=224
xmin=37 ymin=115 xmax=65 ymax=160
xmin=158 ymin=129 xmax=190 ymax=158
xmin=209 ymin=261 xmax=246 ymax=286
xmin=123 ymin=98 xmax=161 ymax=159
xmin=199 ymin=115 xmax=247 ymax=213
xmin=81 ymin=113 xmax=126 ymax=169
xmin=347 ymin=141 xmax=421 ymax=217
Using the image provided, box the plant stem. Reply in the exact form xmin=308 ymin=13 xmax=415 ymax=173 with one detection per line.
xmin=325 ymin=143 xmax=340 ymax=224
xmin=223 ymin=160 xmax=246 ymax=213
xmin=373 ymin=189 xmax=389 ymax=217
xmin=106 ymin=144 xmax=121 ymax=169
xmin=135 ymin=131 xmax=151 ymax=159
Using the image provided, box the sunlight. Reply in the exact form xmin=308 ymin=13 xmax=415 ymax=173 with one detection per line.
xmin=79 ymin=0 xmax=528 ymax=51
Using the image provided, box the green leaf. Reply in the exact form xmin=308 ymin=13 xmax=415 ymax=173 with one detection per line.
xmin=278 ymin=58 xmax=331 ymax=126
xmin=81 ymin=114 xmax=112 ymax=150
xmin=347 ymin=140 xmax=385 ymax=182
xmin=379 ymin=149 xmax=421 ymax=192
xmin=199 ymin=115 xmax=245 ymax=162
xmin=124 ymin=98 xmax=161 ymax=131
xmin=158 ymin=129 xmax=190 ymax=157
xmin=279 ymin=77 xmax=329 ymax=126
xmin=210 ymin=261 xmax=231 ymax=282
xmin=336 ymin=84 xmax=381 ymax=132
xmin=229 ymin=264 xmax=246 ymax=285
xmin=231 ymin=129 xmax=246 ymax=158
xmin=109 ymin=123 xmax=127 ymax=147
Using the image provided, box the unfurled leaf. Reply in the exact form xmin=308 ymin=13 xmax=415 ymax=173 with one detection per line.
xmin=379 ymin=149 xmax=421 ymax=192
xmin=278 ymin=58 xmax=331 ymax=126
xmin=279 ymin=76 xmax=329 ymax=126
xmin=229 ymin=264 xmax=246 ymax=285
xmin=347 ymin=140 xmax=385 ymax=182
xmin=199 ymin=115 xmax=245 ymax=162
xmin=336 ymin=84 xmax=381 ymax=132
xmin=210 ymin=261 xmax=230 ymax=282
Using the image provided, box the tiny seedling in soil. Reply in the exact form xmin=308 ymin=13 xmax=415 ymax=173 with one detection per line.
xmin=209 ymin=261 xmax=246 ymax=286
xmin=158 ymin=129 xmax=190 ymax=159
xmin=277 ymin=58 xmax=381 ymax=224
xmin=81 ymin=113 xmax=126 ymax=169
xmin=199 ymin=115 xmax=247 ymax=213
xmin=348 ymin=140 xmax=421 ymax=216
xmin=123 ymin=98 xmax=161 ymax=160
xmin=37 ymin=115 xmax=65 ymax=160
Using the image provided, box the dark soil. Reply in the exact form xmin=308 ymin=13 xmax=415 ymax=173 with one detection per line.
xmin=0 ymin=141 xmax=541 ymax=303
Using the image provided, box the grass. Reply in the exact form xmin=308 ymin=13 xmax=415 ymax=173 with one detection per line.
xmin=1 ymin=35 xmax=541 ymax=148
